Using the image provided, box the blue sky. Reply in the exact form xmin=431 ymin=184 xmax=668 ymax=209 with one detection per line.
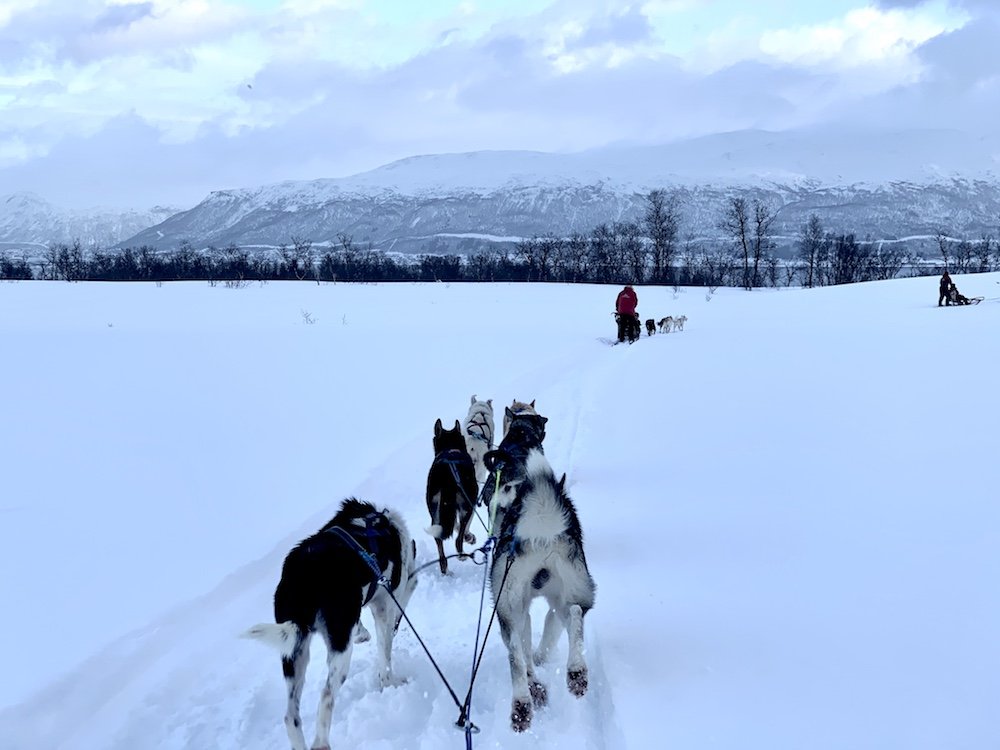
xmin=0 ymin=0 xmax=995 ymax=208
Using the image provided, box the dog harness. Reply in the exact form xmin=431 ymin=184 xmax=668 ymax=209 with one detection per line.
xmin=326 ymin=511 xmax=399 ymax=605
xmin=465 ymin=415 xmax=493 ymax=448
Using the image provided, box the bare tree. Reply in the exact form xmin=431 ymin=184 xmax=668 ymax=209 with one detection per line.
xmin=560 ymin=232 xmax=590 ymax=282
xmin=936 ymin=231 xmax=951 ymax=270
xmin=719 ymin=196 xmax=753 ymax=289
xmin=974 ymin=235 xmax=994 ymax=272
xmin=618 ymin=221 xmax=646 ymax=283
xmin=750 ymin=198 xmax=777 ymax=288
xmin=829 ymin=234 xmax=869 ymax=285
xmin=643 ymin=189 xmax=682 ymax=283
xmin=952 ymin=239 xmax=974 ymax=274
xmin=588 ymin=223 xmax=615 ymax=283
xmin=797 ymin=214 xmax=828 ymax=288
xmin=867 ymin=243 xmax=909 ymax=281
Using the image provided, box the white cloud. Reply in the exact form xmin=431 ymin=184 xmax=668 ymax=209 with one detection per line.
xmin=758 ymin=6 xmax=962 ymax=68
xmin=1 ymin=0 xmax=995 ymax=209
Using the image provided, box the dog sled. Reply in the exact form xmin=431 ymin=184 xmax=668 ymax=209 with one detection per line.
xmin=612 ymin=312 xmax=641 ymax=344
xmin=945 ymin=285 xmax=984 ymax=306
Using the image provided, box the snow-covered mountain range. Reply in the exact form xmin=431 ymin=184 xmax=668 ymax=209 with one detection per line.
xmin=0 ymin=193 xmax=178 ymax=251
xmin=4 ymin=128 xmax=1000 ymax=254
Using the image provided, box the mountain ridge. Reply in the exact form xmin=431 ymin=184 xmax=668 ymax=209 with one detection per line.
xmin=3 ymin=128 xmax=999 ymax=254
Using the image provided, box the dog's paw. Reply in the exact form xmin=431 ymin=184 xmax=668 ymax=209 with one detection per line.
xmin=380 ymin=673 xmax=409 ymax=689
xmin=353 ymin=623 xmax=371 ymax=644
xmin=532 ymin=649 xmax=548 ymax=667
xmin=567 ymin=668 xmax=588 ymax=697
xmin=511 ymin=698 xmax=533 ymax=732
xmin=529 ymin=680 xmax=548 ymax=707
xmin=463 ymin=531 xmax=476 ymax=545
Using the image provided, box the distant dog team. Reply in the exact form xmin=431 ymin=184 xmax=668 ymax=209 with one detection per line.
xmin=656 ymin=314 xmax=687 ymax=333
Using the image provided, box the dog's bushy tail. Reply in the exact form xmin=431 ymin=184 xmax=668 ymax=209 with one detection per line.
xmin=242 ymin=622 xmax=301 ymax=658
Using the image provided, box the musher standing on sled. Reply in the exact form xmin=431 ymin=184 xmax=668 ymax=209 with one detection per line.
xmin=615 ymin=284 xmax=640 ymax=343
xmin=939 ymin=270 xmax=952 ymax=306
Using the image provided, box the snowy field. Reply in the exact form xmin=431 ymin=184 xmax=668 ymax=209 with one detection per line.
xmin=1 ymin=275 xmax=999 ymax=750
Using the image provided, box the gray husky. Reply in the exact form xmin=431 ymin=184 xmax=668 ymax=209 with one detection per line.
xmin=463 ymin=394 xmax=494 ymax=486
xmin=489 ymin=449 xmax=596 ymax=732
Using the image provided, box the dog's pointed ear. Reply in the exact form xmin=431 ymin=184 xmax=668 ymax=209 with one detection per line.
xmin=470 ymin=394 xmax=476 ymax=404
xmin=510 ymin=399 xmax=517 ymax=407
xmin=434 ymin=418 xmax=443 ymax=435
xmin=530 ymin=399 xmax=536 ymax=408
xmin=505 ymin=406 xmax=515 ymax=419
xmin=453 ymin=419 xmax=461 ymax=430
xmin=558 ymin=473 xmax=567 ymax=491
xmin=487 ymin=399 xmax=492 ymax=407
xmin=540 ymin=416 xmax=548 ymax=425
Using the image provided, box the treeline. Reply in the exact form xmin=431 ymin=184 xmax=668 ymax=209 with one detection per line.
xmin=3 ymin=191 xmax=998 ymax=285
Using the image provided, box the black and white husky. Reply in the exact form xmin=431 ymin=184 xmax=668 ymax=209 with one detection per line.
xmin=463 ymin=394 xmax=494 ymax=486
xmin=501 ymin=398 xmax=537 ymax=438
xmin=426 ymin=418 xmax=479 ymax=574
xmin=479 ymin=409 xmax=548 ymax=513
xmin=243 ymin=498 xmax=417 ymax=750
xmin=489 ymin=449 xmax=596 ymax=732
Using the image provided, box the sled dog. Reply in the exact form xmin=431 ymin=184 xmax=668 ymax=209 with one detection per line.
xmin=426 ymin=418 xmax=479 ymax=574
xmin=490 ymin=449 xmax=596 ymax=732
xmin=645 ymin=318 xmax=656 ymax=336
xmin=479 ymin=408 xmax=548 ymax=514
xmin=463 ymin=395 xmax=495 ymax=486
xmin=657 ymin=316 xmax=673 ymax=333
xmin=674 ymin=315 xmax=687 ymax=331
xmin=502 ymin=398 xmax=537 ymax=438
xmin=243 ymin=498 xmax=417 ymax=750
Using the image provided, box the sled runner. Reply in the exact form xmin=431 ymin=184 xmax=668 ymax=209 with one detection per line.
xmin=942 ymin=296 xmax=983 ymax=306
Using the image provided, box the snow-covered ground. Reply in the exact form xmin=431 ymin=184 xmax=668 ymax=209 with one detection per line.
xmin=1 ymin=275 xmax=998 ymax=750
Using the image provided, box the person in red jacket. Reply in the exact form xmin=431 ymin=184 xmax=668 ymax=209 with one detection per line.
xmin=615 ymin=284 xmax=640 ymax=343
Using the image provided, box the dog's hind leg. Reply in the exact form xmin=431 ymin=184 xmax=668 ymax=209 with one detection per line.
xmin=498 ymin=610 xmax=534 ymax=732
xmin=456 ymin=510 xmax=475 ymax=555
xmin=434 ymin=537 xmax=448 ymax=574
xmin=565 ymin=604 xmax=588 ymax=697
xmin=313 ymin=613 xmax=356 ymax=750
xmin=281 ymin=634 xmax=311 ymax=750
xmin=521 ymin=610 xmax=548 ymax=707
xmin=533 ymin=606 xmax=563 ymax=666
xmin=369 ymin=596 xmax=401 ymax=688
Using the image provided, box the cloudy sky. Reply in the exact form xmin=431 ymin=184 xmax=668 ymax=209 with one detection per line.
xmin=1 ymin=0 xmax=997 ymax=209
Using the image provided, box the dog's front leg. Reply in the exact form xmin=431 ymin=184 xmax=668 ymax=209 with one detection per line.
xmin=313 ymin=641 xmax=353 ymax=750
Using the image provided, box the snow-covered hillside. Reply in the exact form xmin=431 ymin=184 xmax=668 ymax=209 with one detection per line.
xmin=117 ymin=127 xmax=1000 ymax=253
xmin=0 ymin=192 xmax=178 ymax=250
xmin=1 ymin=276 xmax=999 ymax=749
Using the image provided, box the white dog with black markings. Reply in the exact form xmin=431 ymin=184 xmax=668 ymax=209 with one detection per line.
xmin=489 ymin=449 xmax=596 ymax=733
xmin=463 ymin=394 xmax=495 ymax=486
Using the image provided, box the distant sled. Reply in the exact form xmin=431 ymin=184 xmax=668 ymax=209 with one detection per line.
xmin=940 ymin=297 xmax=984 ymax=306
